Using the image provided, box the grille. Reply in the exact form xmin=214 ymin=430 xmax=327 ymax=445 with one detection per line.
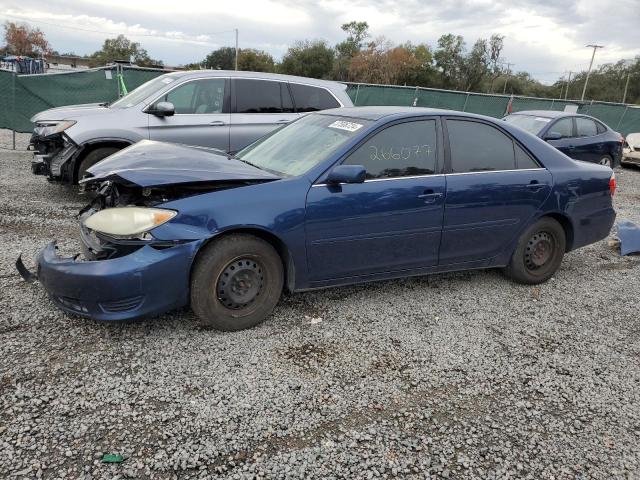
xmin=99 ymin=296 xmax=144 ymax=313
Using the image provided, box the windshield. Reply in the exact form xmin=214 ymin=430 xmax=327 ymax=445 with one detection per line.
xmin=235 ymin=114 xmax=371 ymax=176
xmin=503 ymin=114 xmax=552 ymax=135
xmin=110 ymin=75 xmax=177 ymax=109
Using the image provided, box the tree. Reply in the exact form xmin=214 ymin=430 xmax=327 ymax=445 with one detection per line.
xmin=334 ymin=20 xmax=369 ymax=80
xmin=237 ymin=49 xmax=275 ymax=72
xmin=460 ymin=39 xmax=489 ymax=91
xmin=398 ymin=42 xmax=437 ymax=86
xmin=279 ymin=40 xmax=335 ymax=79
xmin=433 ymin=34 xmax=465 ymax=88
xmin=348 ymin=37 xmax=420 ymax=85
xmin=89 ymin=35 xmax=161 ymax=67
xmin=196 ymin=47 xmax=274 ymax=71
xmin=202 ymin=47 xmax=236 ymax=70
xmin=2 ymin=22 xmax=51 ymax=56
xmin=487 ymin=34 xmax=505 ymax=92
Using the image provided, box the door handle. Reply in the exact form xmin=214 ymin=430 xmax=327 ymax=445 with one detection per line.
xmin=526 ymin=180 xmax=545 ymax=191
xmin=567 ymin=145 xmax=576 ymax=149
xmin=417 ymin=190 xmax=443 ymax=204
xmin=209 ymin=120 xmax=226 ymax=126
xmin=275 ymin=119 xmax=290 ymax=124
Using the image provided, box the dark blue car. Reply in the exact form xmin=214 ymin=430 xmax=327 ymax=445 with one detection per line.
xmin=21 ymin=107 xmax=617 ymax=331
xmin=503 ymin=110 xmax=624 ymax=167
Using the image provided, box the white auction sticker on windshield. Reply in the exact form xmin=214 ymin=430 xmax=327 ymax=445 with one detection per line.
xmin=328 ymin=120 xmax=363 ymax=132
xmin=161 ymin=77 xmax=175 ymax=84
xmin=535 ymin=117 xmax=551 ymax=123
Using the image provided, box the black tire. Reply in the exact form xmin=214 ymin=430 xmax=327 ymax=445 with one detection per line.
xmin=504 ymin=217 xmax=566 ymax=285
xmin=77 ymin=147 xmax=120 ymax=181
xmin=190 ymin=234 xmax=284 ymax=331
xmin=597 ymin=154 xmax=613 ymax=168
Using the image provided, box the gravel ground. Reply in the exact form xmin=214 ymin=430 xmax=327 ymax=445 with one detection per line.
xmin=1 ymin=141 xmax=639 ymax=479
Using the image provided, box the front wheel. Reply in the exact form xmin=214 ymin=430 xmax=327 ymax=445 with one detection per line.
xmin=190 ymin=234 xmax=284 ymax=331
xmin=77 ymin=147 xmax=120 ymax=182
xmin=504 ymin=217 xmax=566 ymax=284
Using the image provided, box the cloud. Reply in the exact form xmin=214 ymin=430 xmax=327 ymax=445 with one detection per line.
xmin=1 ymin=0 xmax=638 ymax=84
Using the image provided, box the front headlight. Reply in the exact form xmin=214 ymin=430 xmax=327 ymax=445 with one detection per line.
xmin=84 ymin=207 xmax=177 ymax=237
xmin=36 ymin=120 xmax=76 ymax=137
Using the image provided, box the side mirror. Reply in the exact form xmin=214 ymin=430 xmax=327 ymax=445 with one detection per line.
xmin=544 ymin=132 xmax=562 ymax=141
xmin=150 ymin=101 xmax=175 ymax=117
xmin=326 ymin=165 xmax=366 ymax=184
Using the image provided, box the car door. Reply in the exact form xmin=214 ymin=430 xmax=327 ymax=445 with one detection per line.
xmin=573 ymin=116 xmax=605 ymax=163
xmin=147 ymin=77 xmax=230 ymax=150
xmin=229 ymin=79 xmax=299 ymax=153
xmin=440 ymin=118 xmax=552 ymax=265
xmin=305 ymin=118 xmax=446 ymax=282
xmin=545 ymin=117 xmax=576 ymax=157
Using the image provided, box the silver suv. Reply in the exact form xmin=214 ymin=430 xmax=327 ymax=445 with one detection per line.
xmin=29 ymin=70 xmax=353 ymax=184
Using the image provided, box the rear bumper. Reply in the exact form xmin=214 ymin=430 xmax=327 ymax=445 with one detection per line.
xmin=33 ymin=240 xmax=204 ymax=321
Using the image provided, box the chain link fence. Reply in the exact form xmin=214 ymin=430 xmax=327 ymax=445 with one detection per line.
xmin=0 ymin=65 xmax=167 ymax=150
xmin=345 ymin=83 xmax=640 ymax=137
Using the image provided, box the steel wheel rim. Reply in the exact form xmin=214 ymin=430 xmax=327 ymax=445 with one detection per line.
xmin=524 ymin=231 xmax=555 ymax=272
xmin=599 ymin=157 xmax=611 ymax=167
xmin=217 ymin=257 xmax=264 ymax=310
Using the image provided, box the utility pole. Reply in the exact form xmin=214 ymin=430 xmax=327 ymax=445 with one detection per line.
xmin=564 ymin=71 xmax=572 ymax=100
xmin=581 ymin=44 xmax=603 ymax=101
xmin=622 ymin=71 xmax=631 ymax=104
xmin=234 ymin=28 xmax=239 ymax=71
xmin=502 ymin=62 xmax=514 ymax=94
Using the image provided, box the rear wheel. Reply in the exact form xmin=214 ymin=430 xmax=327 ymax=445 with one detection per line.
xmin=598 ymin=155 xmax=612 ymax=167
xmin=77 ymin=147 xmax=120 ymax=182
xmin=504 ymin=217 xmax=566 ymax=284
xmin=190 ymin=234 xmax=284 ymax=331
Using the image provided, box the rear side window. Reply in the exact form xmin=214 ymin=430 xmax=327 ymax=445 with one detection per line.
xmin=290 ymin=83 xmax=340 ymax=112
xmin=576 ymin=117 xmax=598 ymax=137
xmin=596 ymin=121 xmax=606 ymax=134
xmin=515 ymin=144 xmax=539 ymax=169
xmin=548 ymin=118 xmax=573 ymax=138
xmin=344 ymin=120 xmax=438 ymax=179
xmin=447 ymin=120 xmax=515 ymax=173
xmin=236 ymin=79 xmax=287 ymax=113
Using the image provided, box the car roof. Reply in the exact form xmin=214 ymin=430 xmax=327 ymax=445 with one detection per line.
xmin=509 ymin=110 xmax=576 ymax=119
xmin=317 ymin=106 xmax=496 ymax=121
xmin=159 ymin=69 xmax=346 ymax=90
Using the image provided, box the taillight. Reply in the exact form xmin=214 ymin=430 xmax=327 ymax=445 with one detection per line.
xmin=609 ymin=173 xmax=616 ymax=196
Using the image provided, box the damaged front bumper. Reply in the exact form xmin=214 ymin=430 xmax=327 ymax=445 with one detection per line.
xmin=30 ymin=132 xmax=79 ymax=182
xmin=20 ymin=239 xmax=204 ymax=321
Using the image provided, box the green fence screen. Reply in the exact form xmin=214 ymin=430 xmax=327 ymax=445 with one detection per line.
xmin=0 ymin=66 xmax=166 ymax=133
xmin=346 ymin=83 xmax=640 ymax=137
xmin=1 ymin=72 xmax=639 ymax=136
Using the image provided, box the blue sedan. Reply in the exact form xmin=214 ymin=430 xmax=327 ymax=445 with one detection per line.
xmin=21 ymin=107 xmax=617 ymax=330
xmin=503 ymin=110 xmax=624 ymax=167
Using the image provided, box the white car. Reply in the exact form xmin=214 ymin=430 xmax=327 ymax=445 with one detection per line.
xmin=622 ymin=133 xmax=640 ymax=167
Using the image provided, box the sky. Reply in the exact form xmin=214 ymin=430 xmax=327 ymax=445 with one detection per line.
xmin=1 ymin=0 xmax=639 ymax=85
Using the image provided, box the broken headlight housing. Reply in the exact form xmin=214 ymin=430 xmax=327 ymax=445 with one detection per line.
xmin=35 ymin=120 xmax=76 ymax=138
xmin=83 ymin=207 xmax=177 ymax=237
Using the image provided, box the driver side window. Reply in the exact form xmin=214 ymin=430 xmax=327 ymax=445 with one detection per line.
xmin=548 ymin=118 xmax=573 ymax=138
xmin=343 ymin=120 xmax=438 ymax=180
xmin=153 ymin=78 xmax=226 ymax=114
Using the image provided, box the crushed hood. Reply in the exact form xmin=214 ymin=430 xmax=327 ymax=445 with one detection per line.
xmin=30 ymin=103 xmax=110 ymax=123
xmin=82 ymin=140 xmax=280 ymax=188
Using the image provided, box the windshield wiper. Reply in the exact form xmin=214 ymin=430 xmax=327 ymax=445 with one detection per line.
xmin=99 ymin=101 xmax=110 ymax=107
